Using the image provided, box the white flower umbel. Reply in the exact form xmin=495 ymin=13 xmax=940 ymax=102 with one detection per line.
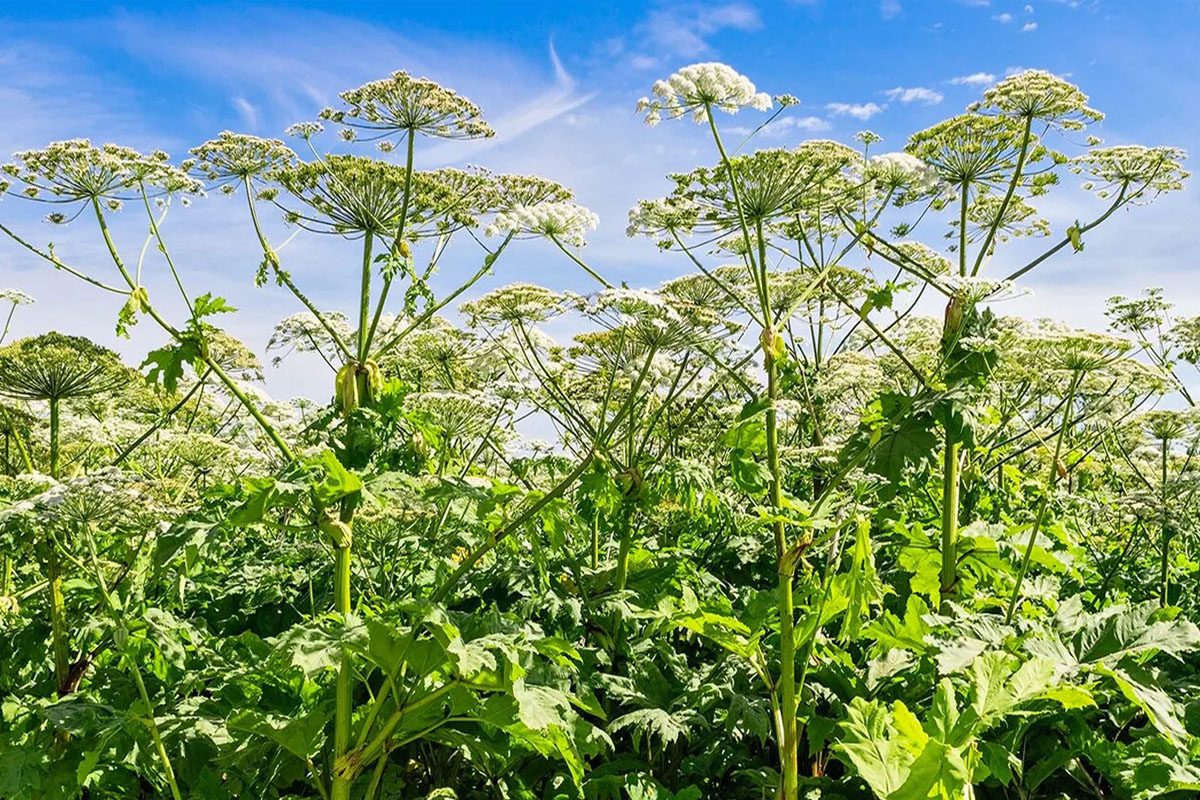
xmin=864 ymin=152 xmax=941 ymax=195
xmin=460 ymin=283 xmax=566 ymax=326
xmin=485 ymin=201 xmax=599 ymax=247
xmin=636 ymin=63 xmax=771 ymax=125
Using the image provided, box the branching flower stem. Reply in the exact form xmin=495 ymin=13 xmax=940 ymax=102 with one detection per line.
xmin=90 ymin=198 xmax=295 ymax=462
xmin=1005 ymin=369 xmax=1082 ymax=622
xmin=245 ymin=180 xmax=354 ymax=362
xmin=431 ymin=342 xmax=659 ymax=604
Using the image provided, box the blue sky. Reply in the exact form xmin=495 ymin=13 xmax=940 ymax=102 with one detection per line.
xmin=0 ymin=0 xmax=1197 ymax=400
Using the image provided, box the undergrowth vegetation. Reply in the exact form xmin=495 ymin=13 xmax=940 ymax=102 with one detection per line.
xmin=0 ymin=63 xmax=1198 ymax=800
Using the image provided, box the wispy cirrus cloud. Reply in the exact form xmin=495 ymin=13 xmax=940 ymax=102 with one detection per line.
xmin=635 ymin=2 xmax=762 ymax=60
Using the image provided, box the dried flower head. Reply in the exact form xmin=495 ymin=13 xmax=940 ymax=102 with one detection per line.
xmin=405 ymin=390 xmax=498 ymax=441
xmin=666 ymin=145 xmax=856 ymax=231
xmin=637 ymin=63 xmax=772 ymax=125
xmin=268 ymin=311 xmax=354 ymax=365
xmin=890 ymin=241 xmax=953 ymax=276
xmin=1168 ymin=315 xmax=1200 ymax=365
xmin=490 ymin=172 xmax=574 ymax=209
xmin=907 ymin=114 xmax=1053 ymax=192
xmin=626 ymin=196 xmax=702 ymax=243
xmin=0 ymin=289 xmax=35 ymax=307
xmin=319 ymin=71 xmax=494 ymax=142
xmin=1030 ymin=328 xmax=1132 ymax=373
xmin=1137 ymin=409 xmax=1195 ymax=443
xmin=1106 ymin=287 xmax=1171 ymax=334
xmin=863 ymin=152 xmax=940 ymax=196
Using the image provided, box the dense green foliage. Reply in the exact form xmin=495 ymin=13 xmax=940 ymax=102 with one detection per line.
xmin=0 ymin=64 xmax=1198 ymax=800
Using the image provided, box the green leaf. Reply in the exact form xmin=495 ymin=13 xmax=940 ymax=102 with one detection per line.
xmin=835 ymin=698 xmax=913 ymax=798
xmin=191 ymin=292 xmax=237 ymax=319
xmin=310 ymin=450 xmax=363 ymax=506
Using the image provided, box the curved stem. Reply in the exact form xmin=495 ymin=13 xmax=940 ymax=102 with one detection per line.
xmin=549 ymin=235 xmax=612 ymax=288
xmin=245 ymin=182 xmax=353 ymax=361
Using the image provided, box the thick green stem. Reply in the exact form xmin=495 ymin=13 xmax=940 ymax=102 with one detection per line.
xmin=1160 ymin=437 xmax=1170 ymax=606
xmin=46 ymin=396 xmax=71 ymax=696
xmin=364 ymin=130 xmax=415 ymax=354
xmin=590 ymin=515 xmax=600 ymax=570
xmin=357 ymin=232 xmax=375 ymax=361
xmin=331 ymin=540 xmax=354 ymax=800
xmin=939 ymin=440 xmax=961 ymax=613
xmin=81 ymin=528 xmax=183 ymax=800
xmin=47 ymin=545 xmax=70 ymax=696
xmin=767 ymin=348 xmax=798 ymax=800
xmin=49 ymin=396 xmax=60 ymax=478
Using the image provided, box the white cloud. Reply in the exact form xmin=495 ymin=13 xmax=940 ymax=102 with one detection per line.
xmin=885 ymin=86 xmax=943 ymax=105
xmin=630 ymin=54 xmax=658 ymax=70
xmin=637 ymin=2 xmax=762 ymax=58
xmin=826 ymin=102 xmax=885 ymax=120
xmin=758 ymin=115 xmax=832 ymax=138
xmin=232 ymin=97 xmax=259 ymax=130
xmin=951 ymin=72 xmax=997 ymax=86
xmin=1024 ymin=4 xmax=1035 ymax=12
xmin=993 ymin=12 xmax=1014 ymax=22
xmin=1022 ymin=21 xmax=1039 ymax=31
xmin=880 ymin=0 xmax=902 ymax=20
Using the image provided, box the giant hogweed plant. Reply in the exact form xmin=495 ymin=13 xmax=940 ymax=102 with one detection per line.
xmin=0 ymin=72 xmax=608 ymax=800
xmin=0 ymin=60 xmax=1197 ymax=800
xmin=621 ymin=64 xmax=1186 ymax=799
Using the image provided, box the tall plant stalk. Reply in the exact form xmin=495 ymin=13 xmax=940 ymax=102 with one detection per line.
xmin=1159 ymin=436 xmax=1171 ymax=606
xmin=703 ymin=103 xmax=800 ymax=800
xmin=939 ymin=441 xmax=961 ymax=614
xmin=1005 ymin=370 xmax=1081 ymax=622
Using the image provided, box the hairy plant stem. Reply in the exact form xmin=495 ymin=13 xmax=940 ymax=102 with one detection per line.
xmin=45 ymin=395 xmax=72 ymax=696
xmin=1005 ymin=370 xmax=1081 ymax=623
xmin=939 ymin=440 xmax=961 ymax=613
xmin=357 ymin=232 xmax=375 ymax=360
xmin=1160 ymin=436 xmax=1171 ymax=606
xmin=331 ymin=534 xmax=354 ymax=800
xmin=49 ymin=396 xmax=60 ymax=478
